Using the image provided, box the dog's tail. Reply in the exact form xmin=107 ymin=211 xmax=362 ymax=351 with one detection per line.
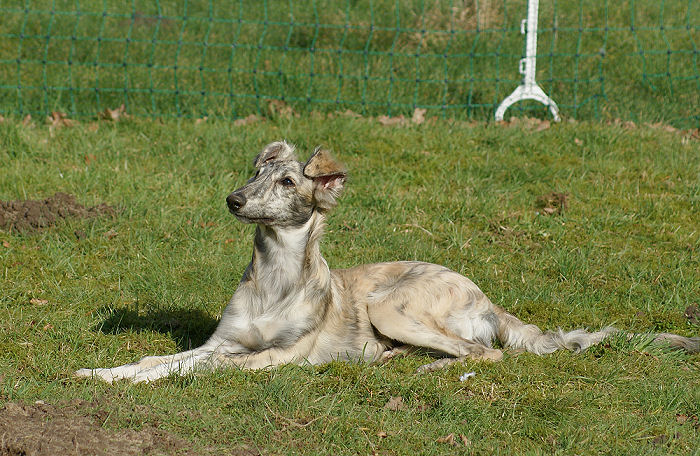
xmin=493 ymin=307 xmax=700 ymax=355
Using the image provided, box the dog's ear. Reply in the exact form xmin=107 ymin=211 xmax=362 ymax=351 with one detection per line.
xmin=254 ymin=141 xmax=297 ymax=168
xmin=303 ymin=148 xmax=347 ymax=210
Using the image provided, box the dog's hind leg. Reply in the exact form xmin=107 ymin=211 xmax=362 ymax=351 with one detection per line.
xmin=368 ymin=306 xmax=503 ymax=367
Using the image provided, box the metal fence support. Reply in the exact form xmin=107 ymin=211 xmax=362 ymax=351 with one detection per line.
xmin=495 ymin=0 xmax=560 ymax=121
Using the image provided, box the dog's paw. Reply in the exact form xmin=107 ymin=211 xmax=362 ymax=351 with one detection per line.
xmin=375 ymin=345 xmax=415 ymax=364
xmin=481 ymin=348 xmax=503 ymax=362
xmin=74 ymin=368 xmax=115 ymax=383
xmin=73 ymin=366 xmax=138 ymax=383
xmin=74 ymin=368 xmax=94 ymax=378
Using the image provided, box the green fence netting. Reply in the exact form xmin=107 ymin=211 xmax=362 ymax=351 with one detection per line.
xmin=0 ymin=0 xmax=698 ymax=127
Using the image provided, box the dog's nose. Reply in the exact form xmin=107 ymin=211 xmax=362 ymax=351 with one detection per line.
xmin=226 ymin=192 xmax=247 ymax=212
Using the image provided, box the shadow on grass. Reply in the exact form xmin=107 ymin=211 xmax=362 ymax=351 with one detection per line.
xmin=96 ymin=306 xmax=219 ymax=351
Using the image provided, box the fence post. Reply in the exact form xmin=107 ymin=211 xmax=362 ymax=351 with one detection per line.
xmin=494 ymin=0 xmax=560 ymax=121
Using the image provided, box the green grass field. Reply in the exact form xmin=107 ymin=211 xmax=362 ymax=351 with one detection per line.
xmin=1 ymin=0 xmax=698 ymax=126
xmin=0 ymin=116 xmax=699 ymax=454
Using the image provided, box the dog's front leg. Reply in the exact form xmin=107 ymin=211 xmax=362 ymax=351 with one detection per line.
xmin=213 ymin=348 xmax=305 ymax=370
xmin=75 ymin=348 xmax=213 ymax=383
xmin=124 ymin=346 xmax=305 ymax=382
xmin=205 ymin=331 xmax=323 ymax=371
xmin=121 ymin=336 xmax=316 ymax=382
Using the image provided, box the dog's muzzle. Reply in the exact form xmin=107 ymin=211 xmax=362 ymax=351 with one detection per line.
xmin=226 ymin=192 xmax=247 ymax=213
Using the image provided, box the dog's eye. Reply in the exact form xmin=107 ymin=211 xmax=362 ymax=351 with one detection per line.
xmin=254 ymin=169 xmax=261 ymax=178
xmin=280 ymin=177 xmax=295 ymax=187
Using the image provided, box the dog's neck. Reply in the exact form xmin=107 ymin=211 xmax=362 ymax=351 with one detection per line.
xmin=249 ymin=210 xmax=330 ymax=301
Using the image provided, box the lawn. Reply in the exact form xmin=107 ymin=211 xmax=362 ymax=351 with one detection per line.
xmin=1 ymin=0 xmax=698 ymax=126
xmin=0 ymin=115 xmax=698 ymax=454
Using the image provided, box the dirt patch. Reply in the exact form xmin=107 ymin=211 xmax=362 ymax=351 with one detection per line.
xmin=0 ymin=400 xmax=197 ymax=456
xmin=0 ymin=193 xmax=114 ymax=233
xmin=685 ymin=304 xmax=700 ymax=325
xmin=535 ymin=192 xmax=568 ymax=215
xmin=487 ymin=212 xmax=527 ymax=241
xmin=488 ymin=220 xmax=526 ymax=239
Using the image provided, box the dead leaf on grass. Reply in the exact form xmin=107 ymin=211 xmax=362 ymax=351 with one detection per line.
xmin=100 ymin=104 xmax=129 ymax=122
xmin=47 ymin=111 xmax=75 ymax=128
xmin=103 ymin=229 xmax=118 ymax=239
xmin=574 ymin=138 xmax=583 ymax=146
xmin=676 ymin=414 xmax=699 ymax=429
xmin=268 ymin=99 xmax=297 ymax=118
xmin=2 ymin=241 xmax=10 ymax=248
xmin=233 ymin=114 xmax=260 ymax=126
xmin=645 ymin=122 xmax=678 ymax=134
xmin=499 ymin=116 xmax=551 ymax=131
xmin=377 ymin=115 xmax=407 ymax=126
xmin=338 ymin=109 xmax=361 ymax=118
xmin=436 ymin=433 xmax=458 ymax=446
xmin=685 ymin=128 xmax=699 ymax=141
xmin=376 ymin=431 xmax=388 ymax=438
xmin=42 ymin=323 xmax=54 ymax=331
xmin=534 ymin=119 xmax=551 ymax=131
xmin=30 ymin=298 xmax=48 ymax=306
xmin=195 ymin=116 xmax=208 ymax=125
xmin=384 ymin=396 xmax=406 ymax=411
xmin=84 ymin=154 xmax=96 ymax=164
xmin=22 ymin=114 xmax=33 ymax=127
xmin=411 ymin=107 xmax=427 ymax=125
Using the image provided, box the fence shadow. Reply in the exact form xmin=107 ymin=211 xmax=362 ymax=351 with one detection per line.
xmin=96 ymin=305 xmax=219 ymax=351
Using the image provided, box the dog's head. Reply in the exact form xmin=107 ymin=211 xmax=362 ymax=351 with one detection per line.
xmin=226 ymin=141 xmax=347 ymax=227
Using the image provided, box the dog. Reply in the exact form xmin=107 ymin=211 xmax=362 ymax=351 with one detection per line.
xmin=76 ymin=141 xmax=699 ymax=383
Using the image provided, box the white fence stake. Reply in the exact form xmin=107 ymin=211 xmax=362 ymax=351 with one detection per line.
xmin=495 ymin=0 xmax=560 ymax=121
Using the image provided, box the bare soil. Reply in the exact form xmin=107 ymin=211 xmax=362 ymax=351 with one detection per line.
xmin=0 ymin=193 xmax=114 ymax=232
xmin=535 ymin=192 xmax=568 ymax=215
xmin=0 ymin=400 xmax=194 ymax=456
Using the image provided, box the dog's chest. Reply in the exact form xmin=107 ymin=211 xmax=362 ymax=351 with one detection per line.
xmin=230 ymin=295 xmax=315 ymax=350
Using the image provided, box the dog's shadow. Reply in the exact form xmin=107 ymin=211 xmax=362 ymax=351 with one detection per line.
xmin=96 ymin=305 xmax=219 ymax=350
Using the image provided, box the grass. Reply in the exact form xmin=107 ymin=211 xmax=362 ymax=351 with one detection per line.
xmin=0 ymin=0 xmax=698 ymax=126
xmin=0 ymin=115 xmax=699 ymax=454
